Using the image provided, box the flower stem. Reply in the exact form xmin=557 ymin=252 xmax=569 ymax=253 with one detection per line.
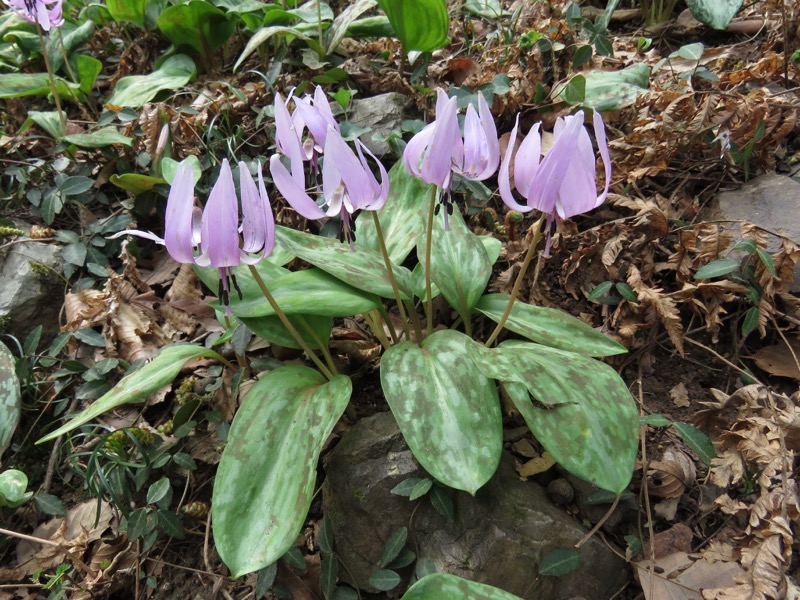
xmin=424 ymin=186 xmax=437 ymax=338
xmin=376 ymin=305 xmax=399 ymax=344
xmin=248 ymin=264 xmax=336 ymax=380
xmin=364 ymin=311 xmax=391 ymax=350
xmin=36 ymin=25 xmax=66 ymax=134
xmin=223 ymin=314 xmax=250 ymax=378
xmin=317 ymin=0 xmax=323 ymax=51
xmin=371 ymin=211 xmax=411 ymax=341
xmin=484 ymin=213 xmax=547 ymax=348
xmin=404 ymin=299 xmax=424 ymax=341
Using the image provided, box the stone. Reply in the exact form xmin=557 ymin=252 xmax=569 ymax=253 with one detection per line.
xmin=347 ymin=93 xmax=412 ymax=156
xmin=323 ymin=412 xmax=629 ymax=600
xmin=0 ymin=237 xmax=63 ymax=343
xmin=707 ymin=174 xmax=800 ymax=291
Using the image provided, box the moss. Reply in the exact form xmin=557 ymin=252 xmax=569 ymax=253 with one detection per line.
xmin=29 ymin=261 xmax=52 ymax=279
xmin=0 ymin=314 xmax=11 ymax=333
xmin=351 ymin=487 xmax=367 ymax=503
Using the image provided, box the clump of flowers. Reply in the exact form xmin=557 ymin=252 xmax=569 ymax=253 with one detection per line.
xmin=4 ymin=0 xmax=63 ymax=31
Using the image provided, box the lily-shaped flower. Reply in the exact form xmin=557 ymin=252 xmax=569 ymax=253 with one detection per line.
xmin=403 ymin=89 xmax=499 ymax=226
xmin=498 ymin=109 xmax=611 ymax=254
xmin=274 ymin=87 xmax=339 ymax=165
xmin=270 ymin=126 xmax=388 ymax=248
xmin=114 ymin=159 xmax=275 ymax=314
xmin=4 ymin=0 xmax=63 ymax=31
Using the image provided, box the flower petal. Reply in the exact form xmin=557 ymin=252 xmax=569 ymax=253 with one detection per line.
xmin=403 ymin=121 xmax=435 ymax=178
xmin=201 ymin=159 xmax=241 ymax=268
xmin=270 ymin=154 xmax=326 ymax=220
xmin=514 ymin=122 xmax=541 ymax=200
xmin=593 ymin=110 xmax=611 ymax=208
xmin=497 ymin=115 xmax=534 ymax=213
xmin=163 ymin=161 xmax=198 ymax=263
xmin=239 ymin=161 xmax=266 ymax=254
xmin=421 ymin=92 xmax=460 ymax=188
xmin=356 ymin=139 xmax=389 ymax=211
xmin=475 ymin=92 xmax=500 ymax=179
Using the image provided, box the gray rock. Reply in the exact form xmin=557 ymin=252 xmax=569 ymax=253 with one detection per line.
xmin=708 ymin=174 xmax=800 ymax=291
xmin=347 ymin=93 xmax=411 ymax=156
xmin=323 ymin=412 xmax=629 ymax=600
xmin=0 ymin=238 xmax=63 ymax=343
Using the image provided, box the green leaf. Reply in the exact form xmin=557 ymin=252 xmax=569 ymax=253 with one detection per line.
xmin=234 ymin=25 xmax=325 ymax=72
xmin=212 ymin=366 xmax=352 ymax=577
xmin=741 ymin=305 xmax=759 ymax=337
xmin=107 ymin=54 xmax=196 ymax=109
xmin=0 ymin=469 xmax=29 ymax=507
xmin=369 ymin=569 xmax=401 ymax=592
xmin=37 ymin=344 xmax=224 ymax=443
xmin=74 ymin=55 xmax=103 ymax=95
xmin=572 ymin=44 xmax=593 ymax=67
xmin=25 ymin=111 xmax=64 ymax=139
xmin=755 ymin=247 xmax=775 ymax=275
xmin=63 ymin=128 xmax=133 ymax=148
xmin=375 ymin=0 xmax=449 ymax=52
xmin=0 ymin=341 xmax=21 ymax=459
xmin=157 ymin=509 xmax=185 ymax=539
xmin=559 ymin=74 xmax=586 ymax=105
xmin=147 ymin=477 xmax=171 ymax=505
xmin=475 ymin=294 xmax=627 ymax=356
xmin=497 ymin=342 xmax=638 ymax=493
xmin=157 ymin=1 xmax=235 ymax=63
xmin=62 ymin=242 xmax=87 ymax=267
xmin=390 ymin=477 xmax=422 ymax=497
xmin=641 ymin=414 xmax=671 ymax=427
xmin=685 ymin=0 xmax=742 ymax=29
xmin=429 ymin=484 xmax=454 ymax=521
xmin=409 ymin=478 xmax=432 ymax=500
xmin=423 ymin=208 xmax=492 ymax=326
xmin=46 ymin=20 xmax=95 ymax=74
xmin=345 ymin=15 xmax=395 ymax=38
xmin=694 ymin=258 xmax=740 ymax=279
xmin=571 ymin=63 xmax=650 ymax=111
xmin=464 ymin=0 xmax=506 ymax=18
xmin=126 ymin=508 xmax=151 ymax=540
xmin=381 ymin=330 xmax=502 ymax=494
xmin=672 ymin=42 xmax=705 ymax=61
xmin=318 ymin=517 xmax=334 ymax=555
xmin=321 ymin=554 xmax=338 ymax=599
xmin=275 ymin=226 xmax=414 ymax=300
xmin=326 ymin=0 xmax=377 ymax=55
xmin=356 ymin=161 xmax=429 ymax=264
xmin=222 ymin=269 xmax=379 ymax=319
xmin=0 ymin=72 xmax=82 ymax=101
xmin=106 ymin=0 xmax=147 ymax=27
xmin=587 ymin=281 xmax=613 ymax=302
xmin=538 ymin=548 xmax=581 ymax=576
xmin=59 ymin=176 xmax=94 ymax=196
xmin=615 ymin=282 xmax=639 ymax=303
xmin=377 ymin=527 xmax=407 ymax=568
xmin=34 ymin=493 xmax=65 ymax=516
xmin=401 ymin=573 xmax=523 ymax=600
xmin=109 ymin=173 xmax=166 ymax=195
xmin=162 ymin=155 xmax=204 ymax=186
xmin=672 ymin=422 xmax=716 ymax=465
xmin=242 ymin=314 xmax=333 ymax=351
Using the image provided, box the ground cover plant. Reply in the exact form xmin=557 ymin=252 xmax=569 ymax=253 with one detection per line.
xmin=1 ymin=0 xmax=799 ymax=599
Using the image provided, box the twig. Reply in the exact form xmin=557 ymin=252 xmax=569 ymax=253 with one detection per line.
xmin=574 ymin=494 xmax=621 ymax=548
xmin=637 ymin=366 xmax=656 ymax=600
xmin=0 ymin=526 xmax=60 ymax=546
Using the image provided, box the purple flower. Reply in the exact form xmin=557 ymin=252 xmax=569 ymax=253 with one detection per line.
xmin=4 ymin=0 xmax=63 ymax=31
xmin=498 ymin=110 xmax=611 ymax=253
xmin=270 ymin=126 xmax=388 ymax=248
xmin=274 ymin=86 xmax=339 ymax=164
xmin=114 ymin=159 xmax=275 ymax=314
xmin=403 ymin=89 xmax=499 ymax=226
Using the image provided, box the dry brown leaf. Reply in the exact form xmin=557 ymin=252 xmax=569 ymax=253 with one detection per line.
xmin=753 ymin=339 xmax=800 ymax=380
xmin=516 ymin=452 xmax=556 ymax=478
xmin=670 ymin=383 xmax=691 ymax=408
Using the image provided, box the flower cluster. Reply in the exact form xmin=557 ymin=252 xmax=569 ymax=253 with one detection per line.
xmin=116 ymin=86 xmax=611 ymax=312
xmin=4 ymin=0 xmax=63 ymax=31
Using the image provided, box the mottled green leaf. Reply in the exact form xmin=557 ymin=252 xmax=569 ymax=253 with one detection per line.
xmin=276 ymin=226 xmax=413 ymax=300
xmin=401 ymin=573 xmax=523 ymax=600
xmin=107 ymin=54 xmax=196 ymax=109
xmin=234 ymin=25 xmax=325 ymax=72
xmin=212 ymin=366 xmax=352 ymax=576
xmin=326 ymin=0 xmax=377 ymax=55
xmin=356 ymin=161 xmax=430 ymax=264
xmin=369 ymin=569 xmax=401 ymax=591
xmin=63 ymin=128 xmax=133 ymax=148
xmin=0 ymin=341 xmax=20 ymax=459
xmin=241 ymin=313 xmax=333 ymax=351
xmin=558 ymin=63 xmax=650 ymax=111
xmin=422 ymin=209 xmax=492 ymax=326
xmin=46 ymin=20 xmax=94 ymax=74
xmin=37 ymin=344 xmax=224 ymax=443
xmin=0 ymin=469 xmax=31 ymax=507
xmin=106 ymin=0 xmax=147 ymax=27
xmin=0 ymin=73 xmax=81 ymax=100
xmin=501 ymin=345 xmax=638 ymax=493
xmin=381 ymin=330 xmax=502 ymax=494
xmin=475 ymin=294 xmax=627 ymax=357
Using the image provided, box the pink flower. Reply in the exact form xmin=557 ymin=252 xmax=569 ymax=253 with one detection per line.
xmin=498 ymin=110 xmax=611 ymax=253
xmin=270 ymin=126 xmax=388 ymax=248
xmin=403 ymin=89 xmax=499 ymax=226
xmin=4 ymin=0 xmax=63 ymax=31
xmin=113 ymin=159 xmax=275 ymax=314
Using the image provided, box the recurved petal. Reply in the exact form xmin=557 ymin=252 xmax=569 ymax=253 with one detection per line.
xmin=163 ymin=161 xmax=198 ymax=263
xmin=460 ymin=104 xmax=485 ymax=179
xmin=356 ymin=139 xmax=389 ymax=211
xmin=497 ymin=116 xmax=533 ymax=213
xmin=593 ymin=110 xmax=611 ymax=208
xmin=422 ymin=93 xmax=459 ymax=187
xmin=476 ymin=92 xmax=500 ymax=179
xmin=270 ymin=154 xmax=326 ymax=220
xmin=201 ymin=159 xmax=241 ymax=268
xmin=403 ymin=122 xmax=435 ymax=178
xmin=239 ymin=161 xmax=267 ymax=254
xmin=513 ymin=122 xmax=541 ymax=199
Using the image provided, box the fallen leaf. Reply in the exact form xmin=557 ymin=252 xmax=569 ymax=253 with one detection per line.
xmin=752 ymin=339 xmax=800 ymax=380
xmin=670 ymin=382 xmax=691 ymax=407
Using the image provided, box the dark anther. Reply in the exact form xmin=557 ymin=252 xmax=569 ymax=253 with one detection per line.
xmin=231 ymin=273 xmax=243 ymax=301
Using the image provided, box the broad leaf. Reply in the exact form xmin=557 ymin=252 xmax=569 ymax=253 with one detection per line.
xmin=498 ymin=342 xmax=638 ymax=493
xmin=475 ymin=294 xmax=626 ymax=357
xmin=276 ymin=226 xmax=413 ymax=300
xmin=356 ymin=161 xmax=429 ymax=264
xmin=106 ymin=0 xmax=147 ymax=27
xmin=63 ymin=128 xmax=133 ymax=148
xmin=375 ymin=0 xmax=449 ymax=52
xmin=557 ymin=64 xmax=650 ymax=111
xmin=423 ymin=209 xmax=491 ymax=326
xmin=212 ymin=366 xmax=351 ymax=576
xmin=0 ymin=73 xmax=82 ymax=101
xmin=381 ymin=330 xmax=502 ymax=494
xmin=325 ymin=0 xmax=377 ymax=55
xmin=109 ymin=173 xmax=166 ymax=194
xmin=539 ymin=548 xmax=581 ymax=576
xmin=37 ymin=344 xmax=224 ymax=443
xmin=241 ymin=314 xmax=333 ymax=351
xmin=234 ymin=25 xmax=325 ymax=71
xmin=107 ymin=54 xmax=196 ymax=108
xmin=401 ymin=573 xmax=523 ymax=600
xmin=46 ymin=20 xmax=94 ymax=74
xmin=0 ymin=341 xmax=20 ymax=459
xmin=157 ymin=1 xmax=235 ymax=63
xmin=686 ymin=0 xmax=742 ymax=30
